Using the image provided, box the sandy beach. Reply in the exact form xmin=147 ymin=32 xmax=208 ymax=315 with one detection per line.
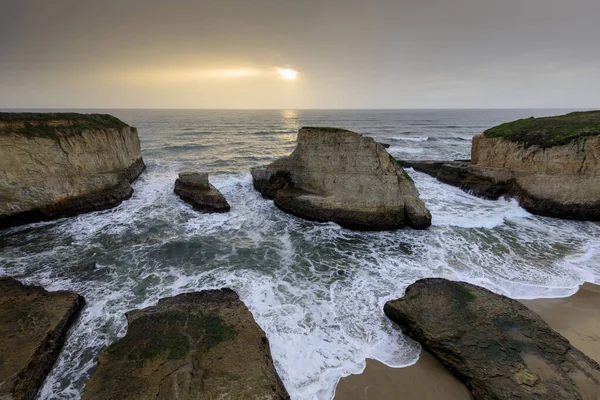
xmin=335 ymin=282 xmax=600 ymax=400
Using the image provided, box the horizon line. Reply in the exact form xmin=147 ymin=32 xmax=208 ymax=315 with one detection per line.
xmin=0 ymin=107 xmax=597 ymax=111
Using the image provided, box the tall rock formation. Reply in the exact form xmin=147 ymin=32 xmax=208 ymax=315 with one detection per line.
xmin=82 ymin=289 xmax=290 ymax=400
xmin=251 ymin=127 xmax=431 ymax=230
xmin=401 ymin=111 xmax=600 ymax=220
xmin=0 ymin=113 xmax=146 ymax=228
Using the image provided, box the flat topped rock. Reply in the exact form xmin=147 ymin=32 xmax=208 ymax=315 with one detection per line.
xmin=0 ymin=277 xmax=84 ymax=400
xmin=83 ymin=289 xmax=289 ymax=400
xmin=174 ymin=171 xmax=230 ymax=212
xmin=384 ymin=278 xmax=600 ymax=400
xmin=251 ymin=127 xmax=431 ymax=230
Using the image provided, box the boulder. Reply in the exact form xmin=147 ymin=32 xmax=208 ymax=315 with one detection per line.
xmin=82 ymin=289 xmax=289 ymax=400
xmin=401 ymin=111 xmax=600 ymax=220
xmin=0 ymin=113 xmax=145 ymax=229
xmin=0 ymin=277 xmax=84 ymax=400
xmin=384 ymin=278 xmax=600 ymax=400
xmin=251 ymin=127 xmax=431 ymax=230
xmin=174 ymin=171 xmax=230 ymax=212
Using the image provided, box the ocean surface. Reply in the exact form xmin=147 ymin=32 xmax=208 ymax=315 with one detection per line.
xmin=1 ymin=109 xmax=599 ymax=399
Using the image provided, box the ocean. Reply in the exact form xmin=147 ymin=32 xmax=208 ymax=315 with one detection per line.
xmin=1 ymin=109 xmax=599 ymax=399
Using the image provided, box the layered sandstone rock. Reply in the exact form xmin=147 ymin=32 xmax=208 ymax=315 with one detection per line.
xmin=385 ymin=278 xmax=600 ymax=400
xmin=251 ymin=127 xmax=431 ymax=230
xmin=174 ymin=171 xmax=230 ymax=212
xmin=0 ymin=277 xmax=84 ymax=400
xmin=0 ymin=113 xmax=145 ymax=229
xmin=83 ymin=289 xmax=289 ymax=400
xmin=401 ymin=111 xmax=600 ymax=220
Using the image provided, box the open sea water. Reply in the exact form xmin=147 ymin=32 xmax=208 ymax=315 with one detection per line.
xmin=1 ymin=109 xmax=599 ymax=399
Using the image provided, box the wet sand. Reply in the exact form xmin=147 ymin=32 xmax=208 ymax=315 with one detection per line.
xmin=335 ymin=282 xmax=600 ymax=400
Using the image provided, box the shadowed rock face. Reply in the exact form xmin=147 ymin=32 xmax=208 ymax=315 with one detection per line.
xmin=400 ymin=111 xmax=600 ymax=221
xmin=251 ymin=127 xmax=431 ymax=230
xmin=83 ymin=289 xmax=289 ymax=400
xmin=0 ymin=277 xmax=84 ymax=400
xmin=384 ymin=278 xmax=600 ymax=400
xmin=174 ymin=171 xmax=230 ymax=212
xmin=0 ymin=113 xmax=146 ymax=229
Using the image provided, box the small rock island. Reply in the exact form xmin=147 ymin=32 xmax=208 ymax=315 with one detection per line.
xmin=174 ymin=171 xmax=230 ymax=212
xmin=252 ymin=127 xmax=431 ymax=230
xmin=0 ymin=113 xmax=145 ymax=228
xmin=401 ymin=111 xmax=600 ymax=220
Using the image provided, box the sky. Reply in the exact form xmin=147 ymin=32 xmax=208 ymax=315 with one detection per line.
xmin=1 ymin=0 xmax=599 ymax=109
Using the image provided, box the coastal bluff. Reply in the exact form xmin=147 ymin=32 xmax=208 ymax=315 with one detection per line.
xmin=401 ymin=111 xmax=600 ymax=220
xmin=251 ymin=127 xmax=431 ymax=230
xmin=0 ymin=113 xmax=145 ymax=228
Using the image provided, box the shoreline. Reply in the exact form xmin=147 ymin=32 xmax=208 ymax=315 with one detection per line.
xmin=334 ymin=282 xmax=600 ymax=400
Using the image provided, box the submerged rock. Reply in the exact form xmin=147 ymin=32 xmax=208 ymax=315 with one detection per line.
xmin=0 ymin=277 xmax=84 ymax=400
xmin=251 ymin=127 xmax=431 ymax=230
xmin=83 ymin=289 xmax=289 ymax=400
xmin=0 ymin=113 xmax=146 ymax=229
xmin=174 ymin=171 xmax=230 ymax=212
xmin=384 ymin=278 xmax=600 ymax=400
xmin=402 ymin=111 xmax=600 ymax=220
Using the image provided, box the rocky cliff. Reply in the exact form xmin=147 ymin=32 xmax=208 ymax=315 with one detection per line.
xmin=0 ymin=113 xmax=145 ymax=228
xmin=402 ymin=111 xmax=600 ymax=220
xmin=252 ymin=127 xmax=431 ymax=230
xmin=83 ymin=289 xmax=289 ymax=399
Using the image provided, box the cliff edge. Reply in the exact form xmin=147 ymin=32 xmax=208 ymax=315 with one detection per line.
xmin=0 ymin=113 xmax=146 ymax=228
xmin=252 ymin=127 xmax=431 ymax=230
xmin=402 ymin=111 xmax=600 ymax=220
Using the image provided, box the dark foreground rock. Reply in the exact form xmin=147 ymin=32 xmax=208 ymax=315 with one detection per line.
xmin=384 ymin=278 xmax=600 ymax=400
xmin=174 ymin=171 xmax=230 ymax=212
xmin=83 ymin=289 xmax=289 ymax=400
xmin=0 ymin=277 xmax=84 ymax=400
xmin=251 ymin=127 xmax=431 ymax=230
xmin=401 ymin=111 xmax=600 ymax=220
xmin=0 ymin=113 xmax=146 ymax=229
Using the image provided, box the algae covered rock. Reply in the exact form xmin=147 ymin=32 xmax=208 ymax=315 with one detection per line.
xmin=0 ymin=277 xmax=84 ymax=400
xmin=384 ymin=278 xmax=600 ymax=400
xmin=251 ymin=127 xmax=431 ymax=230
xmin=0 ymin=112 xmax=145 ymax=229
xmin=174 ymin=171 xmax=230 ymax=212
xmin=83 ymin=289 xmax=289 ymax=400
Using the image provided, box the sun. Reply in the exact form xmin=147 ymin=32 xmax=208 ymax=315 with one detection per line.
xmin=277 ymin=68 xmax=297 ymax=80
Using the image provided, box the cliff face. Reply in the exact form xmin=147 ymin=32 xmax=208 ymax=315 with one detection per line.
xmin=252 ymin=127 xmax=431 ymax=230
xmin=0 ymin=113 xmax=145 ymax=228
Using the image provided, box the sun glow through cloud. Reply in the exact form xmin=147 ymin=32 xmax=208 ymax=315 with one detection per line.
xmin=277 ymin=68 xmax=298 ymax=80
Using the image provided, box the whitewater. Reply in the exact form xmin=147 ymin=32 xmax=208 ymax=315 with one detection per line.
xmin=0 ymin=109 xmax=598 ymax=400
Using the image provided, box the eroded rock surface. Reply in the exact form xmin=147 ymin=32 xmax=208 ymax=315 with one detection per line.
xmin=0 ymin=277 xmax=84 ymax=400
xmin=174 ymin=171 xmax=230 ymax=212
xmin=401 ymin=111 xmax=600 ymax=220
xmin=0 ymin=113 xmax=146 ymax=229
xmin=251 ymin=127 xmax=431 ymax=230
xmin=83 ymin=289 xmax=289 ymax=400
xmin=384 ymin=278 xmax=600 ymax=400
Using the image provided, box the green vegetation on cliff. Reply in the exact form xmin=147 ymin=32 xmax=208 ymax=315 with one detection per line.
xmin=483 ymin=110 xmax=600 ymax=148
xmin=0 ymin=112 xmax=129 ymax=138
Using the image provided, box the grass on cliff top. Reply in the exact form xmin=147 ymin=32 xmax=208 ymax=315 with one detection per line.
xmin=483 ymin=110 xmax=600 ymax=148
xmin=301 ymin=126 xmax=354 ymax=133
xmin=0 ymin=112 xmax=129 ymax=138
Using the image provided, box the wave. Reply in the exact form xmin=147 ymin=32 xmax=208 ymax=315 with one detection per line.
xmin=387 ymin=136 xmax=429 ymax=142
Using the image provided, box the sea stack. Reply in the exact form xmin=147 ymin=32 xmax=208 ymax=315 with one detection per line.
xmin=251 ymin=127 xmax=431 ymax=230
xmin=384 ymin=278 xmax=600 ymax=400
xmin=174 ymin=171 xmax=230 ymax=212
xmin=0 ymin=278 xmax=84 ymax=400
xmin=83 ymin=289 xmax=289 ymax=400
xmin=0 ymin=113 xmax=146 ymax=229
xmin=400 ymin=111 xmax=600 ymax=220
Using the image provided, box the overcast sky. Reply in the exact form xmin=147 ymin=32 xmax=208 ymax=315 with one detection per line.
xmin=1 ymin=0 xmax=599 ymax=109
